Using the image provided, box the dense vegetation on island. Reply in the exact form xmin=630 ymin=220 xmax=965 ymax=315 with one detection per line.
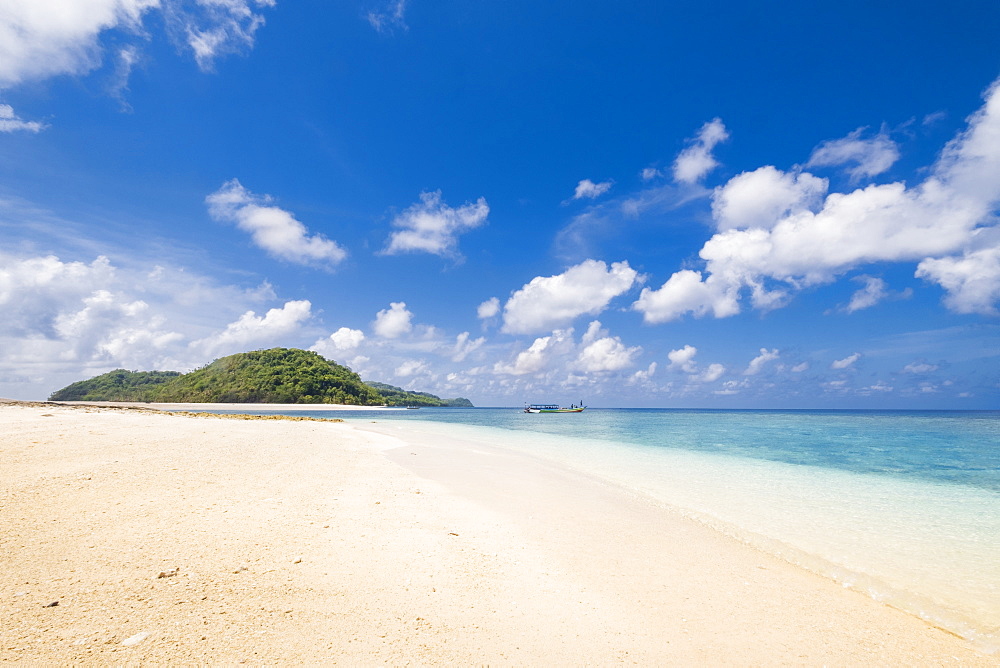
xmin=49 ymin=370 xmax=182 ymax=402
xmin=48 ymin=348 xmax=473 ymax=407
xmin=367 ymin=382 xmax=474 ymax=408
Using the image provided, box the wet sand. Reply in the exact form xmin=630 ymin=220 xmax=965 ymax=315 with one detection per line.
xmin=1 ymin=402 xmax=993 ymax=664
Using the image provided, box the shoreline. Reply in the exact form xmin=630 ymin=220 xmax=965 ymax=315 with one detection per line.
xmin=1 ymin=401 xmax=993 ymax=664
xmin=11 ymin=399 xmax=407 ymax=412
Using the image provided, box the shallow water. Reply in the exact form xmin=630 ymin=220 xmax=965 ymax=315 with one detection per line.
xmin=201 ymin=407 xmax=1000 ymax=650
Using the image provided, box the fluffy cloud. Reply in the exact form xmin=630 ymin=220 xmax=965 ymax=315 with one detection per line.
xmin=326 ymin=327 xmax=365 ymax=350
xmin=477 ymin=297 xmax=500 ymax=320
xmin=329 ymin=327 xmax=365 ymax=349
xmin=0 ymin=0 xmax=273 ymax=88
xmin=394 ymin=358 xmax=427 ymax=378
xmin=696 ymin=363 xmax=726 ymax=383
xmin=493 ymin=323 xmax=641 ymax=378
xmin=744 ymin=348 xmax=779 ymax=375
xmin=373 ymin=302 xmax=413 ymax=339
xmin=206 ymin=179 xmax=347 ymax=267
xmin=831 ymin=352 xmax=861 ymax=369
xmin=575 ymin=321 xmax=641 ymax=372
xmin=806 ymin=127 xmax=900 ymax=181
xmin=0 ymin=104 xmax=44 ymax=133
xmin=629 ymin=361 xmax=658 ymax=385
xmin=636 ymin=76 xmax=1000 ymax=322
xmin=0 ymin=250 xmax=305 ymax=398
xmin=916 ymin=246 xmax=1000 ymax=315
xmin=573 ymin=179 xmax=613 ymax=200
xmin=382 ymin=190 xmax=489 ymax=258
xmin=667 ymin=344 xmax=699 ymax=373
xmin=664 ymin=344 xmax=725 ymax=383
xmin=672 ymin=118 xmax=729 ymax=184
xmin=632 ymin=269 xmax=738 ymax=324
xmin=494 ymin=329 xmax=574 ymax=376
xmin=711 ymin=166 xmax=827 ymax=232
xmin=192 ymin=300 xmax=312 ymax=357
xmin=502 ymin=259 xmax=639 ymax=334
xmin=309 ymin=327 xmax=365 ymax=361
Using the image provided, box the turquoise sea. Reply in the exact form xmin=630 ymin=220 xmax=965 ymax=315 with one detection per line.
xmin=208 ymin=407 xmax=1000 ymax=651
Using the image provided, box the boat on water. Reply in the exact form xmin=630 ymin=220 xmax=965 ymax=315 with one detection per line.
xmin=524 ymin=403 xmax=585 ymax=413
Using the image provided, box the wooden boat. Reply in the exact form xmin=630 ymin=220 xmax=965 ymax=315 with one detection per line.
xmin=524 ymin=403 xmax=585 ymax=413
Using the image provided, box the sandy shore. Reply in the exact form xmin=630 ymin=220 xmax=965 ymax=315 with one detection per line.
xmin=1 ymin=402 xmax=994 ymax=664
xmin=50 ymin=401 xmax=401 ymax=411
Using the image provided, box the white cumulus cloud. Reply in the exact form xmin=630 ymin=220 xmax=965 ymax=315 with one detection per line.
xmin=673 ymin=118 xmax=729 ymax=184
xmin=916 ymin=245 xmax=1000 ymax=315
xmin=502 ymin=259 xmax=639 ymax=334
xmin=0 ymin=0 xmax=273 ymax=89
xmin=635 ymin=76 xmax=1000 ymax=322
xmin=667 ymin=344 xmax=699 ymax=373
xmin=632 ymin=269 xmax=738 ymax=324
xmin=206 ymin=179 xmax=347 ymax=268
xmin=696 ymin=363 xmax=726 ymax=383
xmin=494 ymin=329 xmax=574 ymax=376
xmin=329 ymin=327 xmax=365 ymax=349
xmin=394 ymin=358 xmax=427 ymax=378
xmin=309 ymin=327 xmax=365 ymax=361
xmin=477 ymin=297 xmax=500 ymax=320
xmin=382 ymin=190 xmax=488 ymax=258
xmin=744 ymin=348 xmax=779 ymax=375
xmin=193 ymin=299 xmax=311 ymax=357
xmin=711 ymin=166 xmax=827 ymax=232
xmin=575 ymin=321 xmax=641 ymax=372
xmin=665 ymin=344 xmax=724 ymax=382
xmin=373 ymin=302 xmax=413 ymax=339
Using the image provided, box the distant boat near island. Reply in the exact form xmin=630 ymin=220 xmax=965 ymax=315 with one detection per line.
xmin=524 ymin=403 xmax=585 ymax=413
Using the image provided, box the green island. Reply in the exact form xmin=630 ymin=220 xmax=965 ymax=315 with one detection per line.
xmin=48 ymin=348 xmax=473 ymax=407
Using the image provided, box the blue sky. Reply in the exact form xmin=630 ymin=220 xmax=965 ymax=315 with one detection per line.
xmin=1 ymin=0 xmax=998 ymax=408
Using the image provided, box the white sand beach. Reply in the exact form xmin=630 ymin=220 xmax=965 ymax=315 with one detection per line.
xmin=1 ymin=401 xmax=994 ymax=664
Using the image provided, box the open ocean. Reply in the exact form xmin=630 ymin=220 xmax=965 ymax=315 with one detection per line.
xmin=208 ymin=406 xmax=1000 ymax=651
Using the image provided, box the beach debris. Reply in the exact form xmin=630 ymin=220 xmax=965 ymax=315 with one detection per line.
xmin=43 ymin=600 xmax=59 ymax=608
xmin=233 ymin=565 xmax=248 ymax=574
xmin=157 ymin=567 xmax=180 ymax=579
xmin=448 ymin=532 xmax=459 ymax=536
xmin=121 ymin=631 xmax=150 ymax=646
xmin=172 ymin=411 xmax=344 ymax=423
xmin=293 ymin=557 xmax=302 ymax=564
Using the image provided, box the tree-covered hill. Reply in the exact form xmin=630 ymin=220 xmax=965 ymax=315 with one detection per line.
xmin=367 ymin=381 xmax=474 ymax=407
xmin=47 ymin=348 xmax=473 ymax=407
xmin=146 ymin=348 xmax=383 ymax=404
xmin=48 ymin=370 xmax=181 ymax=402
